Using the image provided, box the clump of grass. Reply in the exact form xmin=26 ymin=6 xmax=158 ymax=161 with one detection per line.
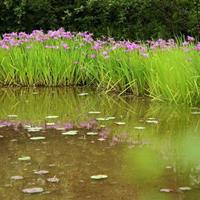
xmin=0 ymin=28 xmax=200 ymax=104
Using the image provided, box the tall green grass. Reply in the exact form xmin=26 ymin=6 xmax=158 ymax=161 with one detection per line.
xmin=0 ymin=38 xmax=200 ymax=104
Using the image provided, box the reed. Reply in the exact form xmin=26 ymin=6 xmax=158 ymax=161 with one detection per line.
xmin=0 ymin=29 xmax=199 ymax=104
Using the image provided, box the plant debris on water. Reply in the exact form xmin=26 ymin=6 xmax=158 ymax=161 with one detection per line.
xmin=88 ymin=111 xmax=101 ymax=114
xmin=45 ymin=116 xmax=59 ymax=119
xmin=86 ymin=132 xmax=98 ymax=136
xmin=90 ymin=175 xmax=108 ymax=180
xmin=47 ymin=177 xmax=60 ymax=183
xmin=18 ymin=156 xmax=31 ymax=161
xmin=22 ymin=187 xmax=44 ymax=194
xmin=62 ymin=130 xmax=78 ymax=136
xmin=34 ymin=170 xmax=49 ymax=175
xmin=160 ymin=188 xmax=174 ymax=193
xmin=10 ymin=176 xmax=24 ymax=180
xmin=178 ymin=186 xmax=192 ymax=191
xmin=30 ymin=136 xmax=46 ymax=141
xmin=114 ymin=122 xmax=126 ymax=125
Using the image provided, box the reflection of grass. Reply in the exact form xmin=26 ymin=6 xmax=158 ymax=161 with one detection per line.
xmin=122 ymin=147 xmax=164 ymax=184
xmin=121 ymin=130 xmax=200 ymax=198
xmin=0 ymin=88 xmax=199 ymax=129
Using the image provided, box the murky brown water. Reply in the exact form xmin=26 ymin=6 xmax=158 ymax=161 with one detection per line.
xmin=0 ymin=88 xmax=200 ymax=200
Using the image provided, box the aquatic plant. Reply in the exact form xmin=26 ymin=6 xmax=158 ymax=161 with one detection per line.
xmin=0 ymin=28 xmax=200 ymax=104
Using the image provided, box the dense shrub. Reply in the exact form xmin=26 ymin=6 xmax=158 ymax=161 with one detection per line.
xmin=0 ymin=0 xmax=199 ymax=40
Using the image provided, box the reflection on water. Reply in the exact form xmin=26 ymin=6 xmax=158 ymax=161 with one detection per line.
xmin=0 ymin=88 xmax=200 ymax=199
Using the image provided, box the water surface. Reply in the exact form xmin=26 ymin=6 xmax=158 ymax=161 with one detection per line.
xmin=0 ymin=88 xmax=200 ymax=200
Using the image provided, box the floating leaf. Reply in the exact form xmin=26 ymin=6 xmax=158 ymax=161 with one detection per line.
xmin=106 ymin=117 xmax=116 ymax=120
xmin=22 ymin=187 xmax=44 ymax=194
xmin=27 ymin=127 xmax=43 ymax=132
xmin=86 ymin=132 xmax=98 ymax=136
xmin=46 ymin=122 xmax=55 ymax=126
xmin=97 ymin=138 xmax=106 ymax=141
xmin=179 ymin=186 xmax=192 ymax=191
xmin=147 ymin=117 xmax=156 ymax=120
xmin=96 ymin=118 xmax=108 ymax=121
xmin=88 ymin=111 xmax=101 ymax=114
xmin=62 ymin=130 xmax=78 ymax=136
xmin=165 ymin=166 xmax=173 ymax=169
xmin=160 ymin=188 xmax=173 ymax=193
xmin=18 ymin=156 xmax=31 ymax=161
xmin=30 ymin=136 xmax=46 ymax=141
xmin=114 ymin=122 xmax=126 ymax=125
xmin=90 ymin=175 xmax=108 ymax=180
xmin=191 ymin=112 xmax=200 ymax=115
xmin=134 ymin=126 xmax=146 ymax=130
xmin=23 ymin=125 xmax=32 ymax=129
xmin=7 ymin=114 xmax=18 ymax=118
xmin=78 ymin=93 xmax=89 ymax=96
xmin=32 ymin=92 xmax=39 ymax=95
xmin=11 ymin=176 xmax=24 ymax=180
xmin=34 ymin=170 xmax=49 ymax=175
xmin=146 ymin=120 xmax=159 ymax=124
xmin=45 ymin=116 xmax=59 ymax=119
xmin=11 ymin=139 xmax=17 ymax=142
xmin=47 ymin=177 xmax=60 ymax=183
xmin=56 ymin=127 xmax=65 ymax=131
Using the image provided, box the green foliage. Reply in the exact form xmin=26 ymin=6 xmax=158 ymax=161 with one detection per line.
xmin=0 ymin=0 xmax=200 ymax=40
xmin=0 ymin=36 xmax=200 ymax=104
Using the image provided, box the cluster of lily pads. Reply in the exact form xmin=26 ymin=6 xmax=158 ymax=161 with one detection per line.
xmin=11 ymin=161 xmax=108 ymax=195
xmin=0 ymin=112 xmax=162 ymax=148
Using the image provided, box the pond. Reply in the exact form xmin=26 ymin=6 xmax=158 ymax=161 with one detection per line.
xmin=0 ymin=88 xmax=200 ymax=200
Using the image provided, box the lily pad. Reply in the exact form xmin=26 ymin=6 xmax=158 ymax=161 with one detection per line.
xmin=88 ymin=111 xmax=101 ymax=114
xmin=178 ymin=186 xmax=192 ymax=191
xmin=106 ymin=117 xmax=116 ymax=120
xmin=114 ymin=122 xmax=126 ymax=125
xmin=134 ymin=126 xmax=146 ymax=130
xmin=100 ymin=125 xmax=106 ymax=128
xmin=146 ymin=120 xmax=159 ymax=124
xmin=30 ymin=136 xmax=46 ymax=141
xmin=86 ymin=132 xmax=98 ymax=136
xmin=96 ymin=118 xmax=108 ymax=121
xmin=34 ymin=170 xmax=49 ymax=175
xmin=45 ymin=116 xmax=59 ymax=119
xmin=46 ymin=122 xmax=55 ymax=126
xmin=56 ymin=127 xmax=65 ymax=131
xmin=7 ymin=115 xmax=18 ymax=118
xmin=62 ymin=130 xmax=78 ymax=136
xmin=11 ymin=176 xmax=24 ymax=180
xmin=11 ymin=139 xmax=17 ymax=142
xmin=191 ymin=111 xmax=200 ymax=115
xmin=27 ymin=127 xmax=43 ymax=132
xmin=22 ymin=187 xmax=44 ymax=194
xmin=147 ymin=117 xmax=156 ymax=120
xmin=18 ymin=156 xmax=31 ymax=161
xmin=78 ymin=93 xmax=89 ymax=96
xmin=160 ymin=188 xmax=174 ymax=193
xmin=32 ymin=92 xmax=39 ymax=95
xmin=47 ymin=177 xmax=60 ymax=183
xmin=90 ymin=174 xmax=108 ymax=180
xmin=97 ymin=138 xmax=106 ymax=141
xmin=96 ymin=117 xmax=116 ymax=121
xmin=23 ymin=125 xmax=32 ymax=129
